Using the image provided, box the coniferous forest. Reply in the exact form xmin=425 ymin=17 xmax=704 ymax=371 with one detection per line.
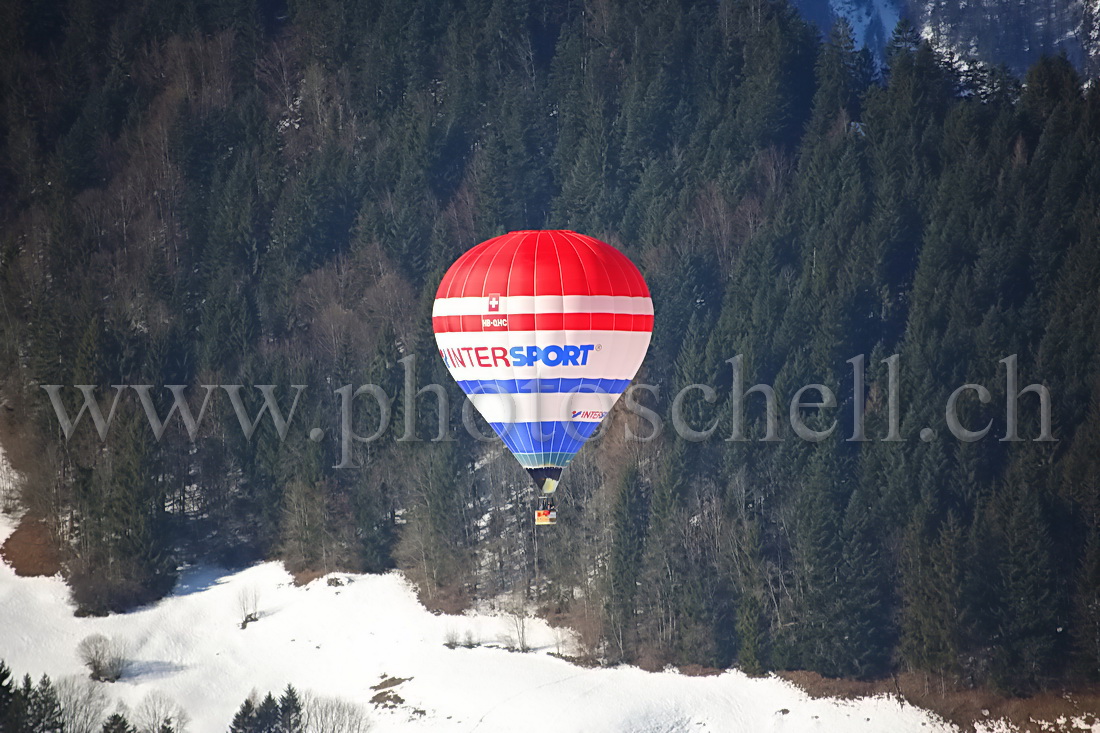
xmin=1 ymin=0 xmax=1099 ymax=698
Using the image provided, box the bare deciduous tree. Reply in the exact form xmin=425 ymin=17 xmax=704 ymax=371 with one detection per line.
xmin=237 ymin=585 xmax=260 ymax=629
xmin=302 ymin=691 xmax=372 ymax=732
xmin=77 ymin=634 xmax=131 ymax=682
xmin=56 ymin=675 xmax=110 ymax=733
xmin=134 ymin=691 xmax=189 ymax=733
xmin=255 ymin=39 xmax=300 ymax=115
xmin=504 ymin=589 xmax=530 ymax=652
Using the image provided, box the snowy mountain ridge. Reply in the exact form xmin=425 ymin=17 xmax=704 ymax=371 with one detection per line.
xmin=792 ymin=0 xmax=1100 ymax=76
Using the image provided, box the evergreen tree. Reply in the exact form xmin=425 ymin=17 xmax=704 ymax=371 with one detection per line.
xmin=277 ymin=684 xmax=303 ymax=733
xmin=1073 ymin=530 xmax=1100 ymax=678
xmin=989 ymin=479 xmax=1060 ymax=693
xmin=229 ymin=696 xmax=259 ymax=733
xmin=0 ymin=661 xmax=13 ymax=717
xmin=833 ymin=485 xmax=893 ymax=678
xmin=787 ymin=445 xmax=846 ymax=675
xmin=736 ymin=591 xmax=765 ymax=675
xmin=254 ymin=693 xmax=279 ymax=731
xmin=0 ymin=661 xmax=23 ymax=731
xmin=25 ymin=674 xmax=64 ymax=733
xmin=101 ymin=713 xmax=137 ymax=733
xmin=605 ymin=465 xmax=646 ymax=661
xmin=806 ymin=19 xmax=867 ymax=138
xmin=901 ymin=509 xmax=968 ymax=683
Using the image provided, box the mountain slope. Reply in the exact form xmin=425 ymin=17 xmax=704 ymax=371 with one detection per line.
xmin=792 ymin=0 xmax=1100 ymax=74
xmin=0 ymin=509 xmax=960 ymax=732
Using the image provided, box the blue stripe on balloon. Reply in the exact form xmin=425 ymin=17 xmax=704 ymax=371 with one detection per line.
xmin=489 ymin=420 xmax=603 ymax=467
xmin=457 ymin=378 xmax=630 ymax=395
xmin=509 ymin=452 xmax=583 ymax=468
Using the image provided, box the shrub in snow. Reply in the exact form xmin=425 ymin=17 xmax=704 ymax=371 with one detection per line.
xmin=237 ymin=586 xmax=261 ymax=629
xmin=444 ymin=627 xmax=460 ymax=648
xmin=76 ymin=634 xmax=130 ymax=682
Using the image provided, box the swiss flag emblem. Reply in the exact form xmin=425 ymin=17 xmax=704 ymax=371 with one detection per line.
xmin=487 ymin=293 xmax=500 ymax=312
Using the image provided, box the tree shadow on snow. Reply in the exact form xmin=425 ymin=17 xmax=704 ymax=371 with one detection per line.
xmin=171 ymin=564 xmax=234 ymax=596
xmin=126 ymin=659 xmax=187 ymax=680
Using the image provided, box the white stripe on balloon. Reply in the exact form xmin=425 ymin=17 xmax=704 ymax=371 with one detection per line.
xmin=432 ymin=294 xmax=653 ymax=317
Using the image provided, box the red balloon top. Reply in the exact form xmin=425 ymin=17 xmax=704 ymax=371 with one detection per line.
xmin=435 ymin=230 xmax=650 ymax=300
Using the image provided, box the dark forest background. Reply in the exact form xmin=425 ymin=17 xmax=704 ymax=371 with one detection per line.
xmin=1 ymin=0 xmax=1099 ymax=697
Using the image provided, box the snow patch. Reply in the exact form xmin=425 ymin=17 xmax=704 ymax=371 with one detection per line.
xmin=0 ymin=441 xmax=22 ymax=515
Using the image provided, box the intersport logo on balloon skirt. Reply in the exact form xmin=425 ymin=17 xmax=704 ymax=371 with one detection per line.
xmin=438 ymin=344 xmax=597 ymax=369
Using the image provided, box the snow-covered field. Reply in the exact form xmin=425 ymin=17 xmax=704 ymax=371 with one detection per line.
xmin=0 ymin=511 xmax=963 ymax=732
xmin=0 ymin=440 xmax=976 ymax=732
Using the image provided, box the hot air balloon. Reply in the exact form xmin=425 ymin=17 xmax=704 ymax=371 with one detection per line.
xmin=432 ymin=230 xmax=653 ymax=526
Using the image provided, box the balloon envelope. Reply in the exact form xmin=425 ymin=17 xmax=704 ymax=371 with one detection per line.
xmin=432 ymin=230 xmax=653 ymax=492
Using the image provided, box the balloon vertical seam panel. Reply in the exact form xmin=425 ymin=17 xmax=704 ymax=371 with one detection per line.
xmin=433 ymin=231 xmax=652 ymax=474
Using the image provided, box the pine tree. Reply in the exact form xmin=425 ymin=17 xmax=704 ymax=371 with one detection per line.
xmin=885 ymin=18 xmax=921 ymax=64
xmin=605 ymin=465 xmax=646 ymax=661
xmin=1073 ymin=530 xmax=1100 ymax=678
xmin=10 ymin=675 xmax=35 ymax=732
xmin=806 ymin=18 xmax=866 ymax=139
xmin=0 ymin=661 xmax=13 ymax=717
xmin=101 ymin=712 xmax=137 ymax=733
xmin=278 ymin=684 xmax=303 ymax=733
xmin=229 ymin=696 xmax=259 ymax=733
xmin=989 ymin=479 xmax=1059 ymax=693
xmin=900 ymin=507 xmax=968 ymax=684
xmin=832 ymin=485 xmax=893 ymax=678
xmin=26 ymin=674 xmax=64 ymax=733
xmin=788 ymin=444 xmax=846 ymax=675
xmin=0 ymin=661 xmax=24 ymax=732
xmin=254 ymin=692 xmax=279 ymax=731
xmin=736 ymin=591 xmax=765 ymax=675
xmin=1020 ymin=54 xmax=1081 ymax=127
